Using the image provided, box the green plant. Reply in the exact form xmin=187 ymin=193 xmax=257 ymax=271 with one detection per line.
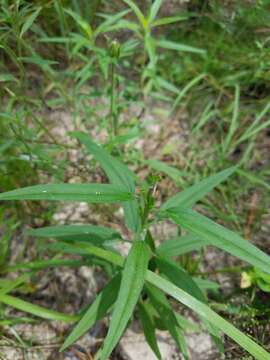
xmin=0 ymin=133 xmax=270 ymax=359
xmin=110 ymin=0 xmax=205 ymax=95
xmin=241 ymin=268 xmax=270 ymax=293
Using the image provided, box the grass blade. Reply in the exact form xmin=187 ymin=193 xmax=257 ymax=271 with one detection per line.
xmin=0 ymin=294 xmax=79 ymax=322
xmin=0 ymin=274 xmax=31 ymax=295
xmin=171 ymin=74 xmax=206 ymax=113
xmin=60 ymin=274 xmax=121 ymax=351
xmin=157 ymin=39 xmax=205 ymax=54
xmin=152 ymin=15 xmax=188 ymax=27
xmin=20 ymin=7 xmax=42 ymax=37
xmin=165 ymin=207 xmax=270 ymax=275
xmin=99 ymin=241 xmax=150 ymax=360
xmin=161 ymin=166 xmax=236 ymax=210
xmin=223 ymin=84 xmax=240 ymax=154
xmin=0 ymin=184 xmax=133 ymax=203
xmin=3 ymin=259 xmax=84 ymax=273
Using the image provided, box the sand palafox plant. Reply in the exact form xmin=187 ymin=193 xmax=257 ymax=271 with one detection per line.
xmin=0 ymin=132 xmax=270 ymax=360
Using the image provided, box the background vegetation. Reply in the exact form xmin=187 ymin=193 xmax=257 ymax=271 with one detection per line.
xmin=0 ymin=0 xmax=270 ymax=359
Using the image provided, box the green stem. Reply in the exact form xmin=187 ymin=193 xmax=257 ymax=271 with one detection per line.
xmin=110 ymin=60 xmax=118 ymax=139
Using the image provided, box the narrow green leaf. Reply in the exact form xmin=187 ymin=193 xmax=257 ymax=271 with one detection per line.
xmin=145 ymin=159 xmax=185 ymax=184
xmin=0 ymin=274 xmax=31 ymax=295
xmin=0 ymin=184 xmax=133 ymax=203
xmin=95 ymin=10 xmax=131 ymax=36
xmin=155 ymin=76 xmax=179 ymax=94
xmin=72 ymin=132 xmax=141 ymax=232
xmin=148 ymin=0 xmax=163 ymax=23
xmin=171 ymin=74 xmax=206 ymax=113
xmin=3 ymin=259 xmax=84 ymax=273
xmin=175 ymin=313 xmax=201 ymax=333
xmin=123 ymin=0 xmax=148 ymax=30
xmin=156 ymin=257 xmax=223 ymax=352
xmin=28 ymin=225 xmax=121 ymax=244
xmin=165 ymin=207 xmax=270 ymax=275
xmin=223 ymin=84 xmax=240 ymax=153
xmin=146 ymin=272 xmax=270 ymax=360
xmin=60 ymin=274 xmax=121 ymax=351
xmin=99 ymin=241 xmax=150 ymax=360
xmin=138 ymin=302 xmax=162 ymax=360
xmin=157 ymin=39 xmax=205 ymax=54
xmin=146 ymin=283 xmax=189 ymax=359
xmin=237 ymin=102 xmax=270 ymax=145
xmin=156 ymin=257 xmax=206 ymax=301
xmin=161 ymin=167 xmax=236 ymax=210
xmin=194 ymin=278 xmax=220 ymax=291
xmin=152 ymin=15 xmax=188 ymax=27
xmin=20 ymin=7 xmax=42 ymax=37
xmin=45 ymin=242 xmax=124 ymax=268
xmin=64 ymin=9 xmax=93 ymax=38
xmin=157 ymin=234 xmax=206 ymax=257
xmin=0 ymin=294 xmax=78 ymax=322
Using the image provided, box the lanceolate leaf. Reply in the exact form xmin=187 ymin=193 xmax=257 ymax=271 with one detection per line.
xmin=156 ymin=257 xmax=223 ymax=352
xmin=146 ymin=283 xmax=189 ymax=359
xmin=156 ymin=257 xmax=206 ymax=301
xmin=0 ymin=294 xmax=78 ymax=322
xmin=148 ymin=0 xmax=163 ymax=23
xmin=0 ymin=184 xmax=133 ymax=203
xmin=99 ymin=241 xmax=150 ymax=360
xmin=157 ymin=234 xmax=206 ymax=257
xmin=138 ymin=302 xmax=162 ymax=360
xmin=123 ymin=0 xmax=148 ymax=30
xmin=60 ymin=274 xmax=121 ymax=351
xmin=146 ymin=272 xmax=270 ymax=360
xmin=28 ymin=224 xmax=121 ymax=244
xmin=165 ymin=207 xmax=270 ymax=275
xmin=161 ymin=167 xmax=236 ymax=210
xmin=71 ymin=132 xmax=135 ymax=190
xmin=72 ymin=132 xmax=141 ymax=233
